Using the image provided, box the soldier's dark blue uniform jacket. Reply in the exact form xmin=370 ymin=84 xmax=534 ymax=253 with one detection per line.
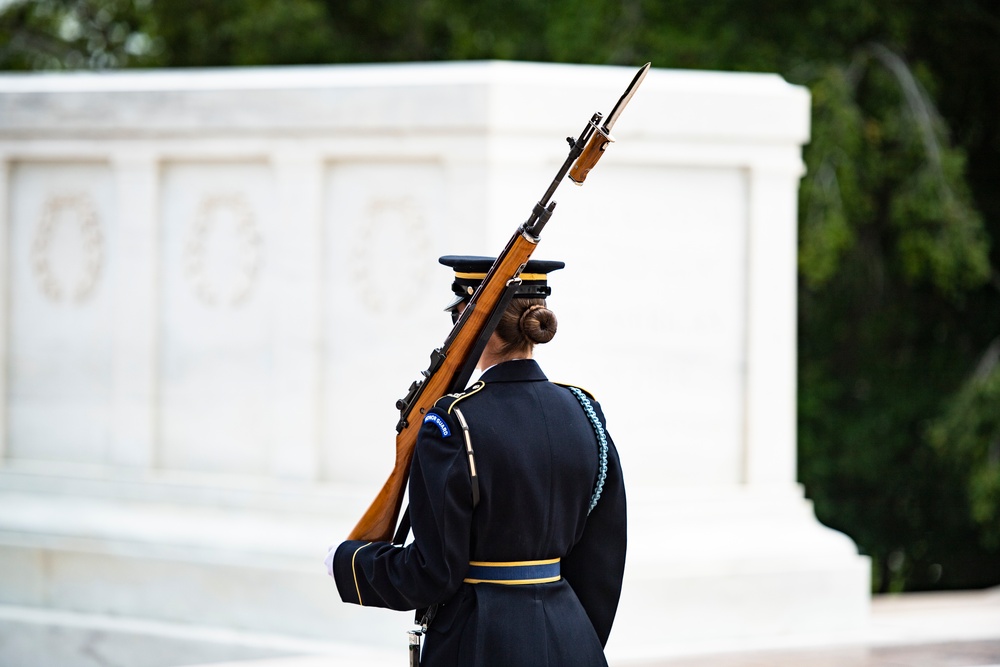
xmin=332 ymin=358 xmax=627 ymax=666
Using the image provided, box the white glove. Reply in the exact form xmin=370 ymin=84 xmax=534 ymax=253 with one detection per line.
xmin=325 ymin=544 xmax=336 ymax=578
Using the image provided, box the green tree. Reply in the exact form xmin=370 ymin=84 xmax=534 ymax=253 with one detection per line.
xmin=148 ymin=0 xmax=335 ymax=66
xmin=2 ymin=0 xmax=999 ymax=592
xmin=0 ymin=0 xmax=159 ymax=69
xmin=930 ymin=348 xmax=1000 ymax=550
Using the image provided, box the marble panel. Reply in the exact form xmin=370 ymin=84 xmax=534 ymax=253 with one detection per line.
xmin=321 ymin=161 xmax=451 ymax=482
xmin=6 ymin=162 xmax=116 ymax=464
xmin=158 ymin=162 xmax=275 ymax=475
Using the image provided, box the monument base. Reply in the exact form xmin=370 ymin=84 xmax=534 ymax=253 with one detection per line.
xmin=0 ymin=463 xmax=869 ymax=663
xmin=610 ymin=485 xmax=871 ymax=661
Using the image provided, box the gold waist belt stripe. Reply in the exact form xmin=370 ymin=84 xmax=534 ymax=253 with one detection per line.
xmin=463 ymin=558 xmax=561 ymax=585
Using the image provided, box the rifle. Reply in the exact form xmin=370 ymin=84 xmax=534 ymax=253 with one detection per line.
xmin=348 ymin=62 xmax=651 ymax=542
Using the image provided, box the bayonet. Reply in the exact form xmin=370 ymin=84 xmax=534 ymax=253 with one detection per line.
xmin=569 ymin=62 xmax=651 ymax=184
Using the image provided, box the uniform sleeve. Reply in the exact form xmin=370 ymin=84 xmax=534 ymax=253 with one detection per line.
xmin=332 ymin=407 xmax=474 ymax=611
xmin=561 ymin=400 xmax=627 ymax=647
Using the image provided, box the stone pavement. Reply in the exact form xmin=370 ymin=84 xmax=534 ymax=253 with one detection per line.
xmin=196 ymin=640 xmax=1000 ymax=667
xmin=638 ymin=587 xmax=1000 ymax=667
xmin=640 ymin=588 xmax=1000 ymax=667
xmin=183 ymin=586 xmax=1000 ymax=667
xmin=0 ymin=587 xmax=997 ymax=667
xmin=642 ymin=640 xmax=1000 ymax=667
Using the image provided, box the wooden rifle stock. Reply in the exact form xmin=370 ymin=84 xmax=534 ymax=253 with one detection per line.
xmin=348 ymin=63 xmax=650 ymax=542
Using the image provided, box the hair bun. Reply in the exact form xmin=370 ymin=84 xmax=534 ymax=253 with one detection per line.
xmin=519 ymin=304 xmax=557 ymax=345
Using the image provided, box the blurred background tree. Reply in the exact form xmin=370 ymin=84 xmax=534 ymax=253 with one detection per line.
xmin=2 ymin=0 xmax=998 ymax=593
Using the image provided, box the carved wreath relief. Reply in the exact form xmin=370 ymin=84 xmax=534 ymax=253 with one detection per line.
xmin=184 ymin=194 xmax=262 ymax=308
xmin=31 ymin=194 xmax=104 ymax=303
xmin=351 ymin=196 xmax=430 ymax=315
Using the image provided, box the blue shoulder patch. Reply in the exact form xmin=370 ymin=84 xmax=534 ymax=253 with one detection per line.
xmin=423 ymin=413 xmax=452 ymax=438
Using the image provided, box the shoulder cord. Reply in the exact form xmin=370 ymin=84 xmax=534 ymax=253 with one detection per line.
xmin=566 ymin=387 xmax=608 ymax=515
xmin=452 ymin=407 xmax=480 ymax=508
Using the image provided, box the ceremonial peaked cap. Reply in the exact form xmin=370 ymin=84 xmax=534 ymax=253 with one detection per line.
xmin=439 ymin=255 xmax=565 ymax=310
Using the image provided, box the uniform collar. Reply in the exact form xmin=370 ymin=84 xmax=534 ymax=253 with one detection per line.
xmin=480 ymin=358 xmax=548 ymax=384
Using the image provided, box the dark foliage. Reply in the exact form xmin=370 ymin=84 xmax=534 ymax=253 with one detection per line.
xmin=2 ymin=0 xmax=998 ymax=592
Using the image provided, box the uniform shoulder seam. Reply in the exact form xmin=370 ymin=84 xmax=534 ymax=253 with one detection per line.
xmin=434 ymin=380 xmax=487 ymax=414
xmin=554 ymin=381 xmax=596 ymax=400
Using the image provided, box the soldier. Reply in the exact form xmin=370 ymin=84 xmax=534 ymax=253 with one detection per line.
xmin=326 ymin=255 xmax=627 ymax=666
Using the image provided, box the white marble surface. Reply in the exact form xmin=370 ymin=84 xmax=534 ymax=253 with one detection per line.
xmin=0 ymin=61 xmax=868 ymax=659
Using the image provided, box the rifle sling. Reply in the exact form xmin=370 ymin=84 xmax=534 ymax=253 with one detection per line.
xmin=446 ymin=282 xmax=520 ymax=395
